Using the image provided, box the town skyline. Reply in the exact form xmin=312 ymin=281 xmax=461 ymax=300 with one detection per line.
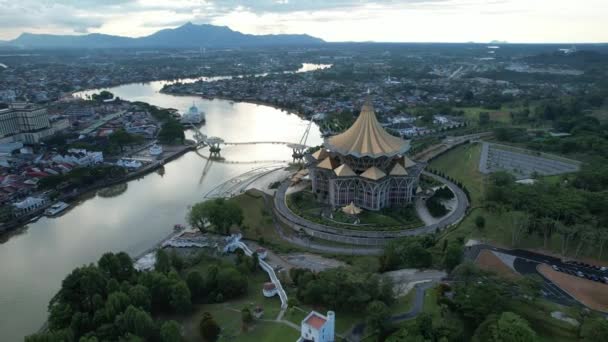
xmin=1 ymin=0 xmax=608 ymax=43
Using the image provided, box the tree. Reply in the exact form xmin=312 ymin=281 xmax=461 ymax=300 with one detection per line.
xmin=155 ymin=249 xmax=171 ymax=273
xmin=475 ymin=216 xmax=485 ymax=229
xmin=158 ymin=120 xmax=185 ymax=144
xmin=366 ymin=300 xmax=390 ymax=335
xmin=474 ymin=312 xmax=536 ymax=342
xmin=160 ymin=320 xmax=182 ymax=342
xmin=120 ymin=306 xmax=154 ymax=339
xmin=596 ymin=227 xmax=608 ymax=260
xmin=105 ymin=292 xmax=131 ymax=320
xmin=109 ymin=129 xmax=140 ymax=153
xmin=58 ymin=265 xmax=107 ymax=313
xmin=510 ymin=212 xmax=530 ymax=247
xmin=98 ymin=252 xmax=134 ymax=282
xmin=454 ymin=281 xmax=505 ymax=326
xmin=186 ymin=271 xmax=205 ymax=301
xmin=479 ymin=112 xmax=490 ymax=125
xmin=556 ymin=222 xmax=578 ymax=256
xmin=241 ymin=306 xmax=254 ymax=329
xmin=581 ymin=317 xmax=608 ymax=341
xmin=92 ymin=91 xmax=114 ymax=101
xmin=170 ymin=250 xmax=184 ymax=272
xmin=199 ymin=312 xmax=221 ymax=342
xmin=444 ymin=243 xmax=464 ymax=272
xmin=416 ymin=312 xmax=434 ymax=340
xmin=169 ymin=281 xmax=192 ymax=314
xmin=188 ymin=199 xmax=243 ymax=234
xmin=216 ymin=268 xmax=248 ymax=299
xmin=128 ymin=285 xmax=151 ymax=312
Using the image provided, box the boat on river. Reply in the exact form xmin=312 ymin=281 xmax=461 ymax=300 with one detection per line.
xmin=44 ymin=202 xmax=69 ymax=217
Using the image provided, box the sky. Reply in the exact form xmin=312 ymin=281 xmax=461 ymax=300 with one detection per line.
xmin=0 ymin=0 xmax=607 ymax=43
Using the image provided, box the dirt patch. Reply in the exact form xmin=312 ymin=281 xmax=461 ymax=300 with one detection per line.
xmin=282 ymin=253 xmax=347 ymax=272
xmin=538 ymin=264 xmax=608 ymax=312
xmin=475 ymin=249 xmax=520 ymax=279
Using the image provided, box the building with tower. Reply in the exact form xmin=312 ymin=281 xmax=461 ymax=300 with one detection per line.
xmin=297 ymin=311 xmax=335 ymax=342
xmin=307 ymin=99 xmax=423 ymax=211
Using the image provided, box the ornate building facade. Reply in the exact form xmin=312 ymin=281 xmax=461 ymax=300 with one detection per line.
xmin=308 ymin=100 xmax=423 ymax=211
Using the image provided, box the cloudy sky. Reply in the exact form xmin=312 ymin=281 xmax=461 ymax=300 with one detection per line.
xmin=0 ymin=0 xmax=607 ymax=42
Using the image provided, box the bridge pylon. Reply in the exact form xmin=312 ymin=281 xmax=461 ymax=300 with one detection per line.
xmin=207 ymin=137 xmax=224 ymax=158
xmin=288 ymin=143 xmax=307 ymax=164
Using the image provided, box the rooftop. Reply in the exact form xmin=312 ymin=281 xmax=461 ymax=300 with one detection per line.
xmin=305 ymin=313 xmax=327 ymax=330
xmin=324 ymin=99 xmax=410 ymax=158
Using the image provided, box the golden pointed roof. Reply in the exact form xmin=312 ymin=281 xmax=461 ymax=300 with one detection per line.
xmin=342 ymin=202 xmax=362 ymax=215
xmin=360 ymin=166 xmax=386 ymax=180
xmin=334 ymin=164 xmax=356 ymax=177
xmin=325 ymin=99 xmax=410 ymax=158
xmin=389 ymin=163 xmax=408 ymax=176
xmin=311 ymin=149 xmax=329 ymax=160
xmin=401 ymin=156 xmax=416 ymax=168
xmin=317 ymin=157 xmax=338 ymax=170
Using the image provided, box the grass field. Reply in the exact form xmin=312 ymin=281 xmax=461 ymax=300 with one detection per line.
xmin=507 ymin=300 xmax=580 ymax=342
xmin=287 ymin=190 xmax=423 ymax=230
xmin=179 ymin=259 xmax=284 ymax=342
xmin=429 ymin=142 xmax=485 ymax=204
xmin=460 ymin=106 xmax=514 ymax=124
xmin=429 ymin=143 xmax=608 ymax=261
xmin=227 ymin=189 xmax=305 ymax=253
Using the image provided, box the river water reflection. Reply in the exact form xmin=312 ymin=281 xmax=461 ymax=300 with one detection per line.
xmin=0 ymin=65 xmax=326 ymax=340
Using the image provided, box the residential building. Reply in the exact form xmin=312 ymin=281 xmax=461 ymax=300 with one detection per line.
xmin=297 ymin=311 xmax=335 ymax=342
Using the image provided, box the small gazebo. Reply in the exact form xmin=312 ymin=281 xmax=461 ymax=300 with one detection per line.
xmin=341 ymin=202 xmax=362 ymax=215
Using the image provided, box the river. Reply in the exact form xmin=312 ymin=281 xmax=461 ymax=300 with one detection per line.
xmin=0 ymin=64 xmax=328 ymax=341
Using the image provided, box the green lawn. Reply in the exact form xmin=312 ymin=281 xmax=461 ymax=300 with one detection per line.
xmin=507 ymin=299 xmax=580 ymax=342
xmin=227 ymin=189 xmax=305 ymax=253
xmin=460 ymin=106 xmax=511 ymax=124
xmin=287 ymin=190 xmax=423 ymax=231
xmin=232 ymin=322 xmax=300 ymax=342
xmin=390 ymin=290 xmax=415 ymax=316
xmin=429 ymin=142 xmax=485 ymax=204
xmin=422 ymin=286 xmax=441 ymax=318
xmin=178 ymin=256 xmax=284 ymax=342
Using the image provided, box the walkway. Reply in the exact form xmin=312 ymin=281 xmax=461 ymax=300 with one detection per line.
xmin=273 ymin=171 xmax=469 ymax=247
xmin=234 ymin=241 xmax=288 ymax=317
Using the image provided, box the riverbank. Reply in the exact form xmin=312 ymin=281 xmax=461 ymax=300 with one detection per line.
xmin=159 ymin=90 xmax=311 ymax=122
xmin=0 ymin=144 xmax=193 ymax=235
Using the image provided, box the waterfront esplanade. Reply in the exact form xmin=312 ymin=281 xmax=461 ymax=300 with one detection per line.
xmin=308 ymin=99 xmax=423 ymax=211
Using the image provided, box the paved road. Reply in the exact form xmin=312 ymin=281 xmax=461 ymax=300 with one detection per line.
xmin=273 ymin=171 xmax=469 ymax=247
xmin=346 ymin=282 xmax=436 ymax=342
xmin=263 ymin=195 xmax=383 ymax=255
xmin=466 ymin=244 xmax=591 ymax=306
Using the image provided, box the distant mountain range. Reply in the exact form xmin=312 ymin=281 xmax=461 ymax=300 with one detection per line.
xmin=0 ymin=22 xmax=324 ymax=49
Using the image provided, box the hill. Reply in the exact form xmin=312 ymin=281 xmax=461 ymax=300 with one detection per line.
xmin=6 ymin=22 xmax=324 ymax=49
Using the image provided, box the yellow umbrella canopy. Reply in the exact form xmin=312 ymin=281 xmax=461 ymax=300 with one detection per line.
xmin=342 ymin=202 xmax=362 ymax=215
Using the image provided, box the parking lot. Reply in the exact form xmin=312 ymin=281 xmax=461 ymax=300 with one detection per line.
xmin=468 ymin=243 xmax=608 ymax=308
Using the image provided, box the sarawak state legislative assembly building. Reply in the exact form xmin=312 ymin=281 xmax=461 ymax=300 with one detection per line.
xmin=308 ymin=100 xmax=424 ymax=211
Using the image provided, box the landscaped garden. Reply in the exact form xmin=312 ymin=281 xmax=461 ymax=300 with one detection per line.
xmin=286 ymin=189 xmax=424 ymax=231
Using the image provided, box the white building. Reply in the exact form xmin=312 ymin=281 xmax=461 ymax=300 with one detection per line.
xmin=116 ymin=159 xmax=142 ymax=169
xmin=12 ymin=196 xmax=48 ymax=216
xmin=262 ymin=282 xmax=277 ymax=297
xmin=297 ymin=311 xmax=335 ymax=342
xmin=52 ymin=149 xmax=103 ymax=166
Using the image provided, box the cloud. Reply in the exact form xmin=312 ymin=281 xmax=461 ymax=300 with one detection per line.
xmin=0 ymin=0 xmax=606 ymax=42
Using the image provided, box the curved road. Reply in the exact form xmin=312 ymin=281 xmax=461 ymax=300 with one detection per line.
xmin=273 ymin=171 xmax=469 ymax=246
xmin=347 ymin=282 xmax=436 ymax=342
